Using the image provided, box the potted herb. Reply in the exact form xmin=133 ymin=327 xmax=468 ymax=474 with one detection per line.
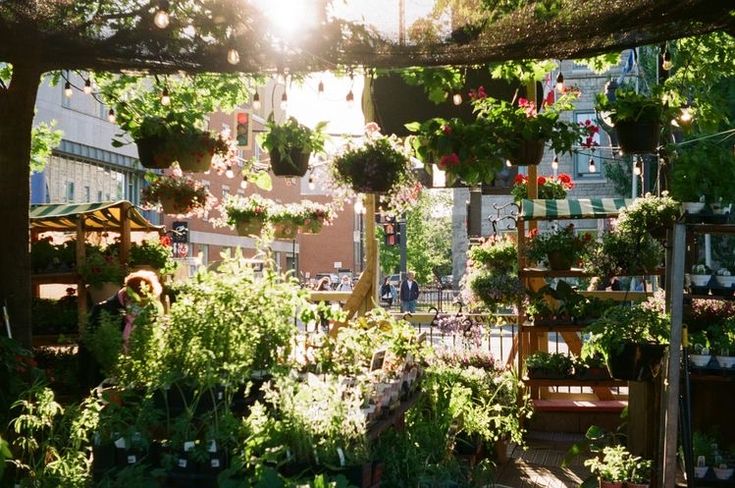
xmin=583 ymin=229 xmax=663 ymax=279
xmin=616 ymin=192 xmax=681 ymax=240
xmin=574 ymin=354 xmax=611 ymax=380
xmin=688 ymin=263 xmax=712 ymax=292
xmin=128 ymin=238 xmax=178 ymax=277
xmin=299 ymin=200 xmax=335 ymax=234
xmin=79 ymin=249 xmax=126 ymax=303
xmin=525 ymin=224 xmax=592 ymax=271
xmin=270 ymin=202 xmax=305 ymax=239
xmin=333 ymin=124 xmax=412 ymax=194
xmin=595 ymin=84 xmax=669 ymax=154
xmin=714 ymin=267 xmax=735 ymax=289
xmin=709 ymin=318 xmax=735 ymax=369
xmin=688 ymin=330 xmax=713 ymax=368
xmin=692 ymin=431 xmax=717 ymax=478
xmin=511 ymin=173 xmax=575 ymax=201
xmin=141 ymin=172 xmax=210 ymax=215
xmin=220 ymin=193 xmax=272 ymax=237
xmin=583 ymin=445 xmax=628 ymax=488
xmin=525 ymin=352 xmax=573 ymax=379
xmin=582 ymin=303 xmax=670 ymax=381
xmin=259 ymin=116 xmax=327 ymax=177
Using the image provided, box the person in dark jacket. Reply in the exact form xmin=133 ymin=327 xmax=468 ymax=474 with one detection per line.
xmin=400 ymin=272 xmax=420 ymax=313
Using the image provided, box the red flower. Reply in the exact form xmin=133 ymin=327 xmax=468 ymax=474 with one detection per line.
xmin=442 ymin=125 xmax=453 ymax=135
xmin=468 ymin=86 xmax=487 ymax=100
xmin=537 ymin=176 xmax=547 ymax=185
xmin=528 ymin=228 xmax=539 ymax=239
xmin=160 ymin=234 xmax=172 ymax=247
xmin=514 ymin=174 xmax=527 ymax=184
xmin=558 ymin=173 xmax=572 ymax=184
xmin=438 ymin=153 xmax=461 ymax=169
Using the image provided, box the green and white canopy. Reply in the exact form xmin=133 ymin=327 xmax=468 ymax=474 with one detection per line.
xmin=30 ymin=201 xmax=162 ymax=232
xmin=520 ymin=198 xmax=632 ymax=221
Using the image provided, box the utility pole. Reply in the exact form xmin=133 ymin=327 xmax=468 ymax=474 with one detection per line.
xmin=399 ymin=218 xmax=407 ymax=280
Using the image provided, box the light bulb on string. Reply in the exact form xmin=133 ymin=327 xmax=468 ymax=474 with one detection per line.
xmin=225 ymin=168 xmax=235 ymax=179
xmin=107 ymin=108 xmax=116 ymax=123
xmin=308 ymin=175 xmax=316 ymax=191
xmin=64 ymin=81 xmax=73 ymax=98
xmin=227 ymin=48 xmax=240 ymax=65
xmin=280 ymin=91 xmax=288 ymax=111
xmin=680 ymin=104 xmax=693 ymax=123
xmin=452 ymin=92 xmax=462 ymax=105
xmin=160 ymin=87 xmax=171 ymax=106
xmin=346 ymin=89 xmax=355 ymax=109
xmin=662 ymin=48 xmax=673 ymax=71
xmin=317 ymin=80 xmax=324 ymax=98
xmin=555 ymin=71 xmax=564 ymax=92
xmin=83 ymin=79 xmax=92 ymax=95
xmin=551 ymin=155 xmax=559 ymax=171
xmin=153 ymin=1 xmax=170 ymax=29
xmin=252 ymin=92 xmax=261 ymax=110
xmin=505 ymin=160 xmax=512 ymax=168
xmin=588 ymin=158 xmax=596 ymax=173
xmin=633 ymin=157 xmax=642 ymax=176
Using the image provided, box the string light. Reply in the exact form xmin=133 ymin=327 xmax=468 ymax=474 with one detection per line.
xmin=551 ymin=155 xmax=559 ymax=171
xmin=252 ymin=92 xmax=261 ymax=110
xmin=64 ymin=81 xmax=73 ymax=98
xmin=588 ymin=158 xmax=596 ymax=173
xmin=154 ymin=0 xmax=170 ymax=29
xmin=662 ymin=48 xmax=673 ymax=71
xmin=160 ymin=87 xmax=171 ymax=106
xmin=107 ymin=108 xmax=116 ymax=123
xmin=346 ymin=89 xmax=355 ymax=108
xmin=280 ymin=91 xmax=288 ymax=111
xmin=633 ymin=157 xmax=642 ymax=176
xmin=308 ymin=175 xmax=316 ymax=191
xmin=452 ymin=92 xmax=462 ymax=105
xmin=226 ymin=48 xmax=240 ymax=65
xmin=83 ymin=79 xmax=92 ymax=95
xmin=680 ymin=104 xmax=693 ymax=123
xmin=555 ymin=71 xmax=564 ymax=92
xmin=505 ymin=160 xmax=512 ymax=167
xmin=317 ymin=80 xmax=324 ymax=97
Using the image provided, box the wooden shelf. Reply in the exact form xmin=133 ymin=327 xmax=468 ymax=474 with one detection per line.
xmin=520 ymin=267 xmax=589 ymax=278
xmin=32 ymin=272 xmax=78 ymax=285
xmin=684 ymin=293 xmax=735 ymax=301
xmin=523 ymin=378 xmax=626 ymax=387
xmin=688 ymin=371 xmax=735 ymax=382
xmin=686 ymin=223 xmax=735 ymax=235
xmin=366 ymin=392 xmax=420 ymax=441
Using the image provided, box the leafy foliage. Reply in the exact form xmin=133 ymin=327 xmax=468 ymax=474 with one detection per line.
xmin=259 ymin=117 xmax=327 ymax=157
xmin=30 ymin=121 xmax=63 ymax=173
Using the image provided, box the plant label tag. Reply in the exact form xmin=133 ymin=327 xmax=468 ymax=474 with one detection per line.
xmin=208 ymin=440 xmax=217 ymax=453
xmin=178 ymin=458 xmax=187 ymax=468
xmin=211 ymin=459 xmax=220 ymax=468
xmin=127 ymin=455 xmax=137 ymax=464
xmin=184 ymin=441 xmax=195 ymax=452
xmin=217 ymin=391 xmax=223 ymax=400
xmin=336 ymin=447 xmax=345 ymax=467
xmin=114 ymin=437 xmax=127 ymax=449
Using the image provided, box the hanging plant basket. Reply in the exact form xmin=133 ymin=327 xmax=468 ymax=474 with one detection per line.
xmin=301 ymin=220 xmax=324 ymax=235
xmin=606 ymin=342 xmax=667 ymax=381
xmin=270 ymin=148 xmax=310 ymax=177
xmin=508 ymin=138 xmax=545 ymax=166
xmin=159 ymin=195 xmax=192 ymax=215
xmin=615 ymin=121 xmax=660 ymax=154
xmin=136 ymin=136 xmax=174 ymax=169
xmin=235 ymin=218 xmax=265 ymax=237
xmin=273 ymin=221 xmax=299 ymax=239
xmin=176 ymin=132 xmax=215 ymax=173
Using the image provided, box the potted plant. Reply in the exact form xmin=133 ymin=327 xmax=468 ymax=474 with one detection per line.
xmin=582 ymin=303 xmax=670 ymax=381
xmin=574 ymin=354 xmax=611 ymax=380
xmin=270 ymin=202 xmax=305 ymax=239
xmin=709 ymin=319 xmax=735 ymax=369
xmin=688 ymin=330 xmax=713 ymax=368
xmin=525 ymin=351 xmax=573 ymax=379
xmin=616 ymin=192 xmax=681 ymax=240
xmin=464 ymin=270 xmax=525 ymax=314
xmin=595 ymin=84 xmax=669 ymax=154
xmin=584 ymin=445 xmax=628 ymax=488
xmin=221 ymin=193 xmax=273 ymax=237
xmin=692 ymin=431 xmax=717 ymax=479
xmin=525 ymin=224 xmax=592 ymax=271
xmin=128 ymin=238 xmax=178 ymax=277
xmin=624 ymin=453 xmax=652 ymax=488
xmin=583 ymin=229 xmax=663 ymax=279
xmin=688 ymin=263 xmax=712 ymax=292
xmin=299 ymin=200 xmax=335 ymax=234
xmin=714 ymin=267 xmax=735 ymax=289
xmin=467 ymin=234 xmax=517 ymax=275
xmin=259 ymin=116 xmax=327 ymax=177
xmin=141 ymin=172 xmax=210 ymax=215
xmin=79 ymin=248 xmax=126 ymax=303
xmin=714 ymin=458 xmax=734 ymax=481
xmin=511 ymin=173 xmax=575 ymax=201
xmin=671 ymin=140 xmax=735 ymax=212
xmin=333 ymin=125 xmax=412 ymax=194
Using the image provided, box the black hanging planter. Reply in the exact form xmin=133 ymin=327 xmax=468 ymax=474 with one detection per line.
xmin=508 ymin=138 xmax=545 ymax=166
xmin=270 ymin=148 xmax=310 ymax=177
xmin=606 ymin=342 xmax=667 ymax=381
xmin=136 ymin=135 xmax=173 ymax=169
xmin=614 ymin=120 xmax=660 ymax=154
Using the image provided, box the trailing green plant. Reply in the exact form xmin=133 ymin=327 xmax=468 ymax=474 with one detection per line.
xmin=467 ymin=234 xmax=517 ymax=274
xmin=78 ymin=248 xmax=126 ymax=287
xmin=595 ymin=83 xmax=670 ymax=125
xmin=259 ymin=116 xmax=327 ymax=159
xmin=463 ymin=269 xmax=525 ymax=314
xmin=128 ymin=238 xmax=177 ymax=275
xmin=616 ymin=192 xmax=681 ymax=238
xmin=525 ymin=224 xmax=592 ymax=268
xmin=583 ymin=228 xmax=664 ymax=279
xmin=670 ymin=140 xmax=735 ymax=204
xmin=581 ymin=303 xmax=670 ymax=363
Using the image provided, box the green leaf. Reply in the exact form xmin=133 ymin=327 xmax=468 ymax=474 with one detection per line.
xmin=251 ymin=172 xmax=273 ymax=191
xmin=404 ymin=121 xmax=422 ymax=132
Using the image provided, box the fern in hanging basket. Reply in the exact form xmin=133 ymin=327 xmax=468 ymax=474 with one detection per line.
xmin=332 ymin=124 xmax=412 ymax=194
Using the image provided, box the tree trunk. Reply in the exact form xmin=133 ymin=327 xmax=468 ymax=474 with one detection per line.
xmin=0 ymin=61 xmax=42 ymax=347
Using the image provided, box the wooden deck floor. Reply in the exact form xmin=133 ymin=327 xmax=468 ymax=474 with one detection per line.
xmin=493 ymin=431 xmax=592 ymax=488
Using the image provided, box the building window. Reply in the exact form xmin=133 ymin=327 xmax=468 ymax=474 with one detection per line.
xmin=97 ymin=191 xmax=103 ymax=202
xmin=66 ymin=181 xmax=75 ymax=202
xmin=574 ymin=111 xmax=604 ymax=179
xmin=84 ymin=186 xmax=90 ymax=202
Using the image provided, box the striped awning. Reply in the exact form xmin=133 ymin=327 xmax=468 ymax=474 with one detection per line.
xmin=30 ymin=201 xmax=163 ymax=232
xmin=521 ymin=198 xmax=632 ymax=221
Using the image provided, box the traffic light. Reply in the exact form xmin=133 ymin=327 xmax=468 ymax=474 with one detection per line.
xmin=383 ymin=217 xmax=399 ymax=246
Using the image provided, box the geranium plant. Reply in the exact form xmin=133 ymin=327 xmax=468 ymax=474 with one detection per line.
xmin=79 ymin=249 xmax=126 ymax=287
xmin=511 ymin=173 xmax=575 ymax=200
xmin=220 ymin=193 xmax=273 ymax=228
xmin=141 ymin=171 xmax=210 ymax=215
xmin=128 ymin=238 xmax=177 ymax=276
xmin=525 ymin=224 xmax=592 ymax=270
xmin=299 ymin=200 xmax=336 ymax=233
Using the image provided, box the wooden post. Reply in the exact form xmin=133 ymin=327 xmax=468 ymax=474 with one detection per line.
xmin=76 ymin=217 xmax=87 ymax=330
xmin=120 ymin=202 xmax=131 ymax=265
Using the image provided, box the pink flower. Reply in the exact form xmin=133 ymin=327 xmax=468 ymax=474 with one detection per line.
xmin=438 ymin=153 xmax=460 ymax=169
xmin=364 ymin=122 xmax=381 ymax=136
xmin=468 ymin=86 xmax=487 ymax=100
xmin=442 ymin=125 xmax=453 ymax=135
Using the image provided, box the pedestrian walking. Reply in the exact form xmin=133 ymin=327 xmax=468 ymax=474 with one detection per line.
xmin=400 ymin=272 xmax=420 ymax=313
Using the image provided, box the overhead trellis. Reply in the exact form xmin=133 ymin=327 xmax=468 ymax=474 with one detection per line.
xmin=0 ymin=0 xmax=732 ymax=74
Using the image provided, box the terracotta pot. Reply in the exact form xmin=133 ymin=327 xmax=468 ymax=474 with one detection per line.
xmin=547 ymin=250 xmax=574 ymax=271
xmin=87 ymin=282 xmax=120 ymax=304
xmin=273 ymin=221 xmax=299 ymax=239
xmin=159 ymin=195 xmax=192 ymax=215
xmin=494 ymin=438 xmax=510 ymax=464
xmin=136 ymin=136 xmax=174 ymax=169
xmin=508 ymin=138 xmax=545 ymax=166
xmin=599 ymin=481 xmax=624 ymax=488
xmin=270 ymin=148 xmax=310 ymax=177
xmin=235 ymin=218 xmax=265 ymax=237
xmin=615 ymin=120 xmax=660 ymax=155
xmin=625 ymin=483 xmax=649 ymax=488
xmin=301 ymin=219 xmax=324 ymax=235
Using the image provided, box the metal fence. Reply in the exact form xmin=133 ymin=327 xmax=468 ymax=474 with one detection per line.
xmin=380 ymin=286 xmax=461 ymax=313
